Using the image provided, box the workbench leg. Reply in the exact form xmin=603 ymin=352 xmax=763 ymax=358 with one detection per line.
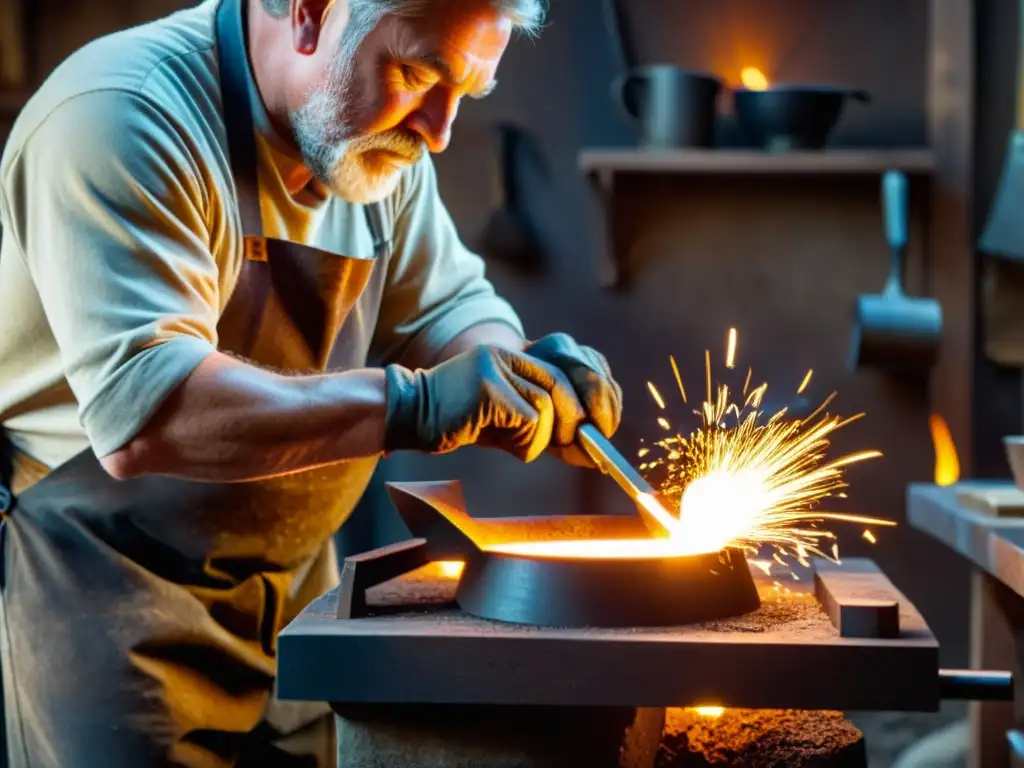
xmin=970 ymin=571 xmax=1017 ymax=768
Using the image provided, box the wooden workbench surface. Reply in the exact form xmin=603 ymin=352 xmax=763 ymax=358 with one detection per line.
xmin=278 ymin=558 xmax=939 ymax=712
xmin=907 ymin=482 xmax=1024 ymax=599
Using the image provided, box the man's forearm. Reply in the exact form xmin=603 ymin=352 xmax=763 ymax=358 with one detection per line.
xmin=101 ymin=351 xmax=388 ymax=482
xmin=429 ymin=321 xmax=526 ymax=366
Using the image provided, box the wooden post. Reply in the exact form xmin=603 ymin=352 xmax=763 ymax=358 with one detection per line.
xmin=927 ymin=0 xmax=976 ymax=475
xmin=969 ymin=572 xmax=1017 ymax=768
xmin=0 ymin=0 xmax=26 ymax=88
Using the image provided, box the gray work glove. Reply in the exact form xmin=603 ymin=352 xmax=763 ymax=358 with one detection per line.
xmin=384 ymin=333 xmax=623 ymax=466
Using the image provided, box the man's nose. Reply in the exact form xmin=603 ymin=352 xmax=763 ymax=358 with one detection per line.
xmin=406 ymin=90 xmax=459 ymax=153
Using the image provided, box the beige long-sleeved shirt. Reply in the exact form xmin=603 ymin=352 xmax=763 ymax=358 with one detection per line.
xmin=0 ymin=0 xmax=522 ymax=469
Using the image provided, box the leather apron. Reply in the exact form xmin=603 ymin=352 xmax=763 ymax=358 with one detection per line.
xmin=0 ymin=0 xmax=389 ymax=763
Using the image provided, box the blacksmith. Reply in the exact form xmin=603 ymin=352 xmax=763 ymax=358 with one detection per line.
xmin=0 ymin=0 xmax=621 ymax=763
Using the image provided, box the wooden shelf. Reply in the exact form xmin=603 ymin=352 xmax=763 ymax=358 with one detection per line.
xmin=580 ymin=148 xmax=937 ymax=183
xmin=582 ymin=147 xmax=938 ymax=289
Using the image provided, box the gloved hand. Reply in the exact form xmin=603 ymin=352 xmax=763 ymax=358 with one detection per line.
xmin=384 ymin=333 xmax=622 ymax=465
xmin=521 ymin=333 xmax=622 ymax=466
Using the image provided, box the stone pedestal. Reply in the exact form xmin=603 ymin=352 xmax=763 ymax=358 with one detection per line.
xmin=331 ymin=704 xmax=868 ymax=767
xmin=655 ymin=708 xmax=867 ymax=767
xmin=333 ymin=704 xmax=666 ymax=768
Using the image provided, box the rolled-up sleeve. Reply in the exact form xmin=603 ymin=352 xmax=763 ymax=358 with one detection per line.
xmin=2 ymin=89 xmax=219 ymax=457
xmin=369 ymin=155 xmax=523 ymax=368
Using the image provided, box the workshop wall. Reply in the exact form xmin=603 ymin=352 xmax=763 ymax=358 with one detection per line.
xmin=3 ymin=0 xmax=1013 ymax=668
xmin=393 ymin=0 xmax=974 ymax=668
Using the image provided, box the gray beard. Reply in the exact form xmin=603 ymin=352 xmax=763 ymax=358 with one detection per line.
xmin=290 ymin=27 xmax=423 ymax=204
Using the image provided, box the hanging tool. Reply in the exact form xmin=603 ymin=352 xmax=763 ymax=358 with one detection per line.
xmin=980 ymin=0 xmax=1024 ymax=260
xmin=977 ymin=0 xmax=1024 ymax=429
xmin=848 ymin=170 xmax=943 ymax=371
xmin=476 ymin=121 xmax=542 ymax=274
xmin=601 ymin=0 xmax=637 ymax=76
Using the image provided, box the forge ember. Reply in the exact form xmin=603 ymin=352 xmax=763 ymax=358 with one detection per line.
xmin=635 ymin=329 xmax=896 ymax=563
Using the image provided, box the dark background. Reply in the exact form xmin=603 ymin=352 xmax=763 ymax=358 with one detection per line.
xmin=1 ymin=0 xmax=1018 ymax=674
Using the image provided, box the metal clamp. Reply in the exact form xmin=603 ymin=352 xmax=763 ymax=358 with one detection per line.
xmin=335 ymin=539 xmax=431 ymax=620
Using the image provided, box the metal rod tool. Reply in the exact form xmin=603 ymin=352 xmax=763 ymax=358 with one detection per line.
xmin=577 ymin=423 xmax=675 ymax=538
xmin=937 ymin=668 xmax=1014 ymax=701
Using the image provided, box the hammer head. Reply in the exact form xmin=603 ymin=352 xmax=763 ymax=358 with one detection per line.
xmin=980 ymin=132 xmax=1024 ymax=260
xmin=848 ymin=292 xmax=942 ymax=371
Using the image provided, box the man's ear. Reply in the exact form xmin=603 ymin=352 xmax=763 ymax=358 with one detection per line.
xmin=292 ymin=0 xmax=336 ymax=55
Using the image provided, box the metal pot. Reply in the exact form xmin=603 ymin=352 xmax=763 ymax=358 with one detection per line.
xmin=733 ymin=85 xmax=870 ymax=151
xmin=613 ymin=66 xmax=723 ymax=149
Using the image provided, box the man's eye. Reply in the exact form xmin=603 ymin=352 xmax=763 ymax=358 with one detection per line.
xmin=400 ymin=65 xmax=436 ymax=90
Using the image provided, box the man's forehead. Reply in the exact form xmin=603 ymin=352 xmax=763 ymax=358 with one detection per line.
xmin=390 ymin=3 xmax=512 ymax=73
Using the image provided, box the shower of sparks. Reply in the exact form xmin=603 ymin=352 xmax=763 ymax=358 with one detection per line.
xmin=705 ymin=350 xmax=713 ymax=404
xmin=640 ymin=332 xmax=895 ymax=562
xmin=670 ymin=355 xmax=688 ymax=404
xmin=797 ymin=370 xmax=813 ymax=395
xmin=648 ymin=382 xmax=666 ymax=410
xmin=725 ymin=328 xmax=738 ymax=369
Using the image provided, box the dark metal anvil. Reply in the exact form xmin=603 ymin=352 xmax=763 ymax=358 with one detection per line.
xmin=277 ymin=480 xmax=1013 ymax=712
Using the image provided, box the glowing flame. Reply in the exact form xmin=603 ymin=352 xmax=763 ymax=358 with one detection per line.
xmin=741 ymin=66 xmax=769 ymax=90
xmin=929 ymin=414 xmax=960 ymax=487
xmin=437 ymin=561 xmax=464 ymax=578
xmin=692 ymin=706 xmax=725 ymax=718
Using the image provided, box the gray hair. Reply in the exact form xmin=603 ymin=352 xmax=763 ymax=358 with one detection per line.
xmin=260 ymin=0 xmax=546 ymax=38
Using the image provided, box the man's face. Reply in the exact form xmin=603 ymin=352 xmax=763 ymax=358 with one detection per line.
xmin=291 ymin=0 xmax=512 ymax=204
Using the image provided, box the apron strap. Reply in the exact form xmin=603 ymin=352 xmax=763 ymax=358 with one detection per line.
xmin=364 ymin=203 xmax=392 ymax=261
xmin=0 ymin=438 xmax=50 ymax=505
xmin=0 ymin=436 xmax=11 ymax=511
xmin=216 ymin=0 xmax=263 ymax=238
xmin=7 ymin=451 xmax=50 ymax=498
